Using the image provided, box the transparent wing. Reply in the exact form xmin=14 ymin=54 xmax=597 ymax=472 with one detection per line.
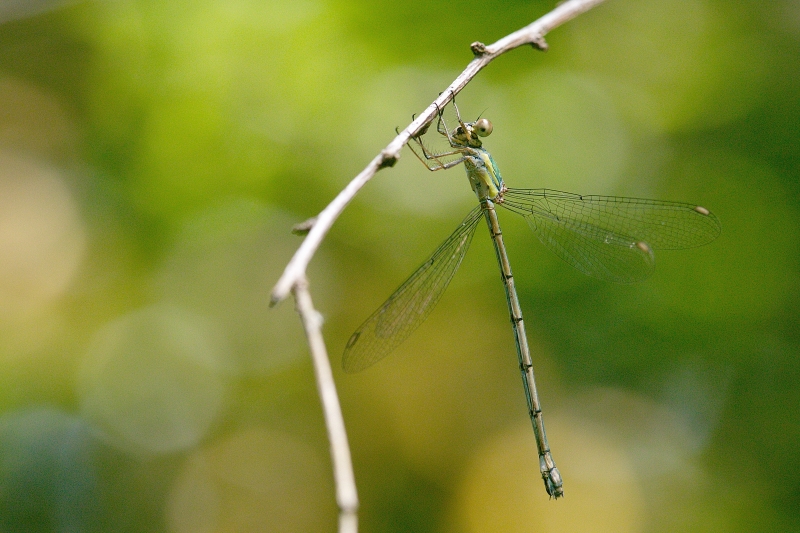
xmin=343 ymin=207 xmax=483 ymax=373
xmin=501 ymin=188 xmax=722 ymax=283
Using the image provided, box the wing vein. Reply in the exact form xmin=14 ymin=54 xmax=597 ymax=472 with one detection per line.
xmin=343 ymin=206 xmax=483 ymax=372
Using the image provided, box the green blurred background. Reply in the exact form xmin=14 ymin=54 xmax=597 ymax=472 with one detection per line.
xmin=0 ymin=0 xmax=798 ymax=531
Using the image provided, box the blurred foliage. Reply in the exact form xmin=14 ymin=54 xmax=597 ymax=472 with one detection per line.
xmin=0 ymin=0 xmax=798 ymax=531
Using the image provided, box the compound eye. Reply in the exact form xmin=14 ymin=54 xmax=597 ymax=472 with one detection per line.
xmin=474 ymin=118 xmax=493 ymax=137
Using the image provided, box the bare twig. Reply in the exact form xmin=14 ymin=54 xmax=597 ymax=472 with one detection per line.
xmin=294 ymin=277 xmax=359 ymax=533
xmin=275 ymin=1 xmax=608 ymax=530
xmin=270 ymin=0 xmax=607 ymax=304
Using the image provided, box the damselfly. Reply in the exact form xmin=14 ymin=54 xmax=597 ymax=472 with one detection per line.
xmin=343 ymin=99 xmax=721 ymax=499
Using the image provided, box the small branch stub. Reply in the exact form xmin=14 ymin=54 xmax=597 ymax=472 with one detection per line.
xmin=292 ymin=217 xmax=318 ymax=236
xmin=531 ymin=35 xmax=549 ymax=51
xmin=379 ymin=150 xmax=398 ymax=169
xmin=471 ymin=41 xmax=488 ymax=56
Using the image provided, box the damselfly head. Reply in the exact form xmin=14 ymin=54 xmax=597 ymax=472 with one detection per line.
xmin=473 ymin=118 xmax=493 ymax=137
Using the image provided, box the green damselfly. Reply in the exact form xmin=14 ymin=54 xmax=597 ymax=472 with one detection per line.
xmin=343 ymin=100 xmax=721 ymax=499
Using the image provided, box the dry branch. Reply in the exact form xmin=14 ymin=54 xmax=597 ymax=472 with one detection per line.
xmin=273 ymin=1 xmax=609 ymax=531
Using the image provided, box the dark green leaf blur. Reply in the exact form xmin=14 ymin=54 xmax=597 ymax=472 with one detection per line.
xmin=0 ymin=0 xmax=797 ymax=531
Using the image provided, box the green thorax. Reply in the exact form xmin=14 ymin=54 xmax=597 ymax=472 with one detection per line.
xmin=463 ymin=147 xmax=504 ymax=201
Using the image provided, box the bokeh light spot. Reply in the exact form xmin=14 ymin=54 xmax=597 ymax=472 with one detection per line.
xmin=167 ymin=427 xmax=335 ymax=533
xmin=0 ymin=151 xmax=86 ymax=321
xmin=455 ymin=413 xmax=645 ymax=533
xmin=155 ymin=199 xmax=311 ymax=375
xmin=78 ymin=304 xmax=229 ymax=455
